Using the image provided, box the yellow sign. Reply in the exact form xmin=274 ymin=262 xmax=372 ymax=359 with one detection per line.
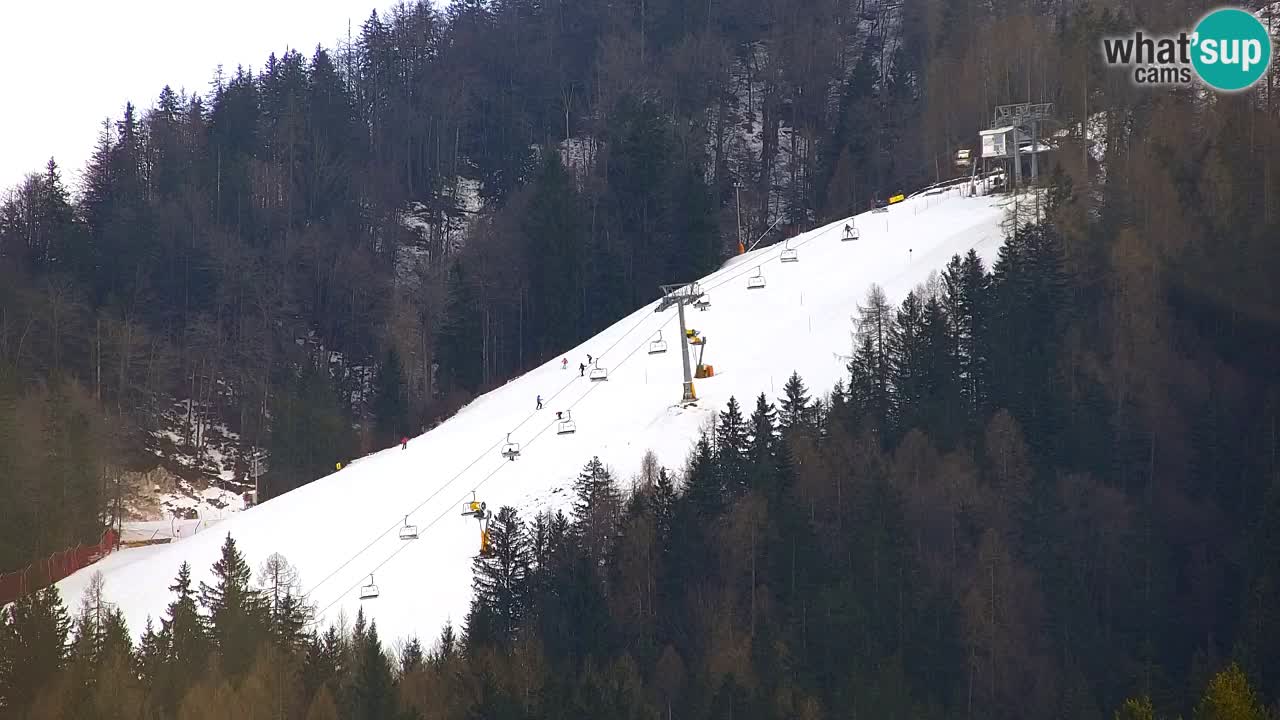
xmin=889 ymin=193 xmax=905 ymax=204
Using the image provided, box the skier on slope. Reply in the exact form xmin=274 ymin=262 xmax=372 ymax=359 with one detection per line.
xmin=561 ymin=358 xmax=568 ymax=370
xmin=536 ymin=395 xmax=543 ymax=410
xmin=579 ymin=363 xmax=586 ymax=376
xmin=586 ymin=354 xmax=593 ymax=364
xmin=401 ymin=436 xmax=409 ymax=450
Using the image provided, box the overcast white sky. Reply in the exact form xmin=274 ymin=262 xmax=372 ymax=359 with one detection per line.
xmin=0 ymin=0 xmax=383 ymax=195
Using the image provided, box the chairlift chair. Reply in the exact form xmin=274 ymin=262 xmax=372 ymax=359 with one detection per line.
xmin=694 ymin=297 xmax=711 ymax=311
xmin=399 ymin=516 xmax=419 ymax=540
xmin=589 ymin=363 xmax=608 ymax=382
xmin=780 ymin=238 xmax=799 ymax=263
xmin=648 ymin=331 xmax=668 ymax=355
xmin=557 ymin=410 xmax=577 ymax=435
xmin=842 ymin=224 xmax=860 ymax=241
xmin=359 ymin=575 xmax=380 ymax=600
xmin=501 ymin=433 xmax=521 ymax=461
xmin=747 ymin=266 xmax=766 ymax=289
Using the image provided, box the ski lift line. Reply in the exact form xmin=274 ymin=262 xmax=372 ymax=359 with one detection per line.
xmin=298 ymin=431 xmax=511 ymax=601
xmin=312 ymin=374 xmax=618 ymax=621
xmin=314 ymin=245 xmax=841 ymax=617
xmin=309 ymin=293 xmax=711 ymax=617
xmin=303 ymin=297 xmax=670 ymax=603
xmin=308 ymin=208 xmax=855 ymax=615
xmin=311 ymin=312 xmax=685 ymax=620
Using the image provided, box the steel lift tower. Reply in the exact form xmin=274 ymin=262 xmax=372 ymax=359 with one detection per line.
xmin=655 ymin=282 xmax=706 ymax=406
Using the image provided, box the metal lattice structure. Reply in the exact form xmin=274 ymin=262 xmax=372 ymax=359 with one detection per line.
xmin=984 ymin=102 xmax=1056 ymax=187
xmin=991 ymin=102 xmax=1054 ymax=131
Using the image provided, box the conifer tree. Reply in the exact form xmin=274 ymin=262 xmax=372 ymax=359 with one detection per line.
xmin=683 ymin=433 xmax=722 ymax=521
xmin=0 ymin=586 xmax=71 ymax=713
xmin=137 ymin=616 xmax=164 ymax=685
xmin=749 ymin=393 xmax=778 ymax=459
xmin=778 ymin=371 xmax=813 ymax=434
xmin=653 ymin=468 xmax=677 ymax=551
xmin=151 ymin=561 xmax=209 ymax=714
xmin=716 ymin=396 xmax=750 ymax=498
xmin=463 ymin=594 xmax=499 ymax=655
xmin=470 ymin=505 xmax=532 ymax=646
xmin=162 ymin=562 xmax=207 ymax=676
xmin=400 ymin=636 xmax=424 ymax=674
xmin=302 ymin=626 xmax=344 ymax=703
xmin=890 ymin=291 xmax=928 ymax=435
xmin=434 ymin=622 xmax=457 ymax=667
xmin=572 ymin=456 xmax=622 ymax=568
xmin=199 ymin=534 xmax=266 ymax=679
xmin=349 ymin=621 xmax=395 ymax=720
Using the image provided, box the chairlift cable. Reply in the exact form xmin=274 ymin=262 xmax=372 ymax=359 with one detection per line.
xmin=307 ymin=211 xmax=858 ymax=615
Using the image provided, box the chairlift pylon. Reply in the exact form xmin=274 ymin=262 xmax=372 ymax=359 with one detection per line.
xmin=747 ymin=266 xmax=766 ymax=289
xmin=557 ymin=410 xmax=577 ymax=435
xmin=501 ymin=433 xmax=520 ymax=461
xmin=359 ymin=574 xmax=380 ymax=600
xmin=399 ymin=515 xmax=419 ymax=541
xmin=648 ymin=331 xmax=668 ymax=355
xmin=780 ymin=237 xmax=799 ymax=263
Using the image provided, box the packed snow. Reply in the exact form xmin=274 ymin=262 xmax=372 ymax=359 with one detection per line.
xmin=57 ymin=182 xmax=1013 ymax=644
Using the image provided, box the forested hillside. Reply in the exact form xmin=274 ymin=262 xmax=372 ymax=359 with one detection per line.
xmin=4 ymin=0 xmax=1280 ymax=714
xmin=0 ymin=0 xmax=953 ymax=562
xmin=6 ymin=194 xmax=1280 ymax=717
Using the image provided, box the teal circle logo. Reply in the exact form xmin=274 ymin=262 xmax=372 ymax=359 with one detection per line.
xmin=1191 ymin=8 xmax=1272 ymax=91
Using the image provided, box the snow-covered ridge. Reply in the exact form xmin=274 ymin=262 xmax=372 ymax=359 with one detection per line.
xmin=57 ymin=183 xmax=1012 ymax=644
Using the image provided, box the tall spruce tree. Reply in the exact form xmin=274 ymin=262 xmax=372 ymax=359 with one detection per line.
xmin=778 ymin=371 xmax=813 ymax=434
xmin=0 ymin=586 xmax=71 ymax=713
xmin=469 ymin=505 xmax=532 ymax=647
xmin=716 ymin=396 xmax=750 ymax=498
xmin=349 ymin=621 xmax=395 ymax=720
xmin=198 ymin=534 xmax=265 ymax=679
xmin=572 ymin=456 xmax=622 ymax=568
xmin=155 ymin=561 xmax=209 ymax=714
xmin=890 ymin=291 xmax=928 ymax=436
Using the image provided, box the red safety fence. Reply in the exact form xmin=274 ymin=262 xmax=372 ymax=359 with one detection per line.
xmin=0 ymin=528 xmax=119 ymax=606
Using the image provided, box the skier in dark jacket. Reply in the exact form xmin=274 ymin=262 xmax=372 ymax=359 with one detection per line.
xmin=536 ymin=395 xmax=543 ymax=410
xmin=579 ymin=363 xmax=586 ymax=376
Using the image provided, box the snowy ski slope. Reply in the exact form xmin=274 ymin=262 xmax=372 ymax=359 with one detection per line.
xmin=56 ymin=184 xmax=1012 ymax=644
